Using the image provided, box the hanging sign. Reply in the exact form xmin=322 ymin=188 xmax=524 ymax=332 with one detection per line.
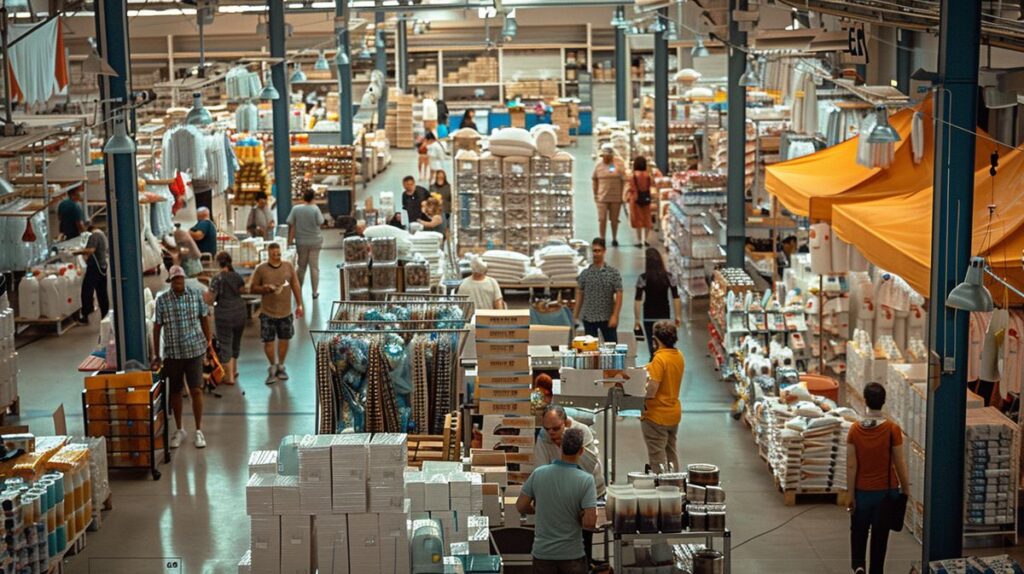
xmin=844 ymin=22 xmax=870 ymax=65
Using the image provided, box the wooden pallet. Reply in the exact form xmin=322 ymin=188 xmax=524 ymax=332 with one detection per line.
xmin=88 ymin=493 xmax=113 ymax=532
xmin=774 ymin=473 xmax=848 ymax=506
xmin=16 ymin=312 xmax=80 ymax=336
xmin=407 ymin=412 xmax=461 ymax=468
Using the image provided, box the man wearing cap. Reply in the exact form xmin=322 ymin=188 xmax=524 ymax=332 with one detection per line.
xmin=457 ymin=255 xmax=505 ymax=311
xmin=152 ymin=265 xmax=212 ymax=449
xmin=250 ymin=242 xmax=304 ymax=385
xmin=592 ymin=144 xmax=627 ymax=247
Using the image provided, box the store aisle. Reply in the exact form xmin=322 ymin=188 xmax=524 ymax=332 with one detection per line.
xmin=12 ymin=139 xmax=925 ymax=573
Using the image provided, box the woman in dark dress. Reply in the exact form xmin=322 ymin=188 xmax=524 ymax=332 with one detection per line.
xmin=634 ymin=247 xmax=683 ymax=358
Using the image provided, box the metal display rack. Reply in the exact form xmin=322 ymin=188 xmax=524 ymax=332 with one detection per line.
xmin=81 ymin=372 xmax=170 ymax=480
xmin=613 ymin=530 xmax=732 ymax=573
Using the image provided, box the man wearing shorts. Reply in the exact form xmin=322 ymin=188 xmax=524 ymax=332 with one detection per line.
xmin=152 ymin=265 xmax=212 ymax=449
xmin=250 ymin=243 xmax=304 ymax=385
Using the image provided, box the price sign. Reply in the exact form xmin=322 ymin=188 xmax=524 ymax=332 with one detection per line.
xmin=845 ymin=22 xmax=870 ymax=65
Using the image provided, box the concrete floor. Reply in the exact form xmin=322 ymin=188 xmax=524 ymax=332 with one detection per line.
xmin=12 ymin=140 xmax=995 ymax=573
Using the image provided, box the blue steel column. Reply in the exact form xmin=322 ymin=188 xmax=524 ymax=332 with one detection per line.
xmin=336 ymin=0 xmax=354 ymax=145
xmin=269 ymin=0 xmax=291 ymax=222
xmin=614 ymin=6 xmax=627 ymax=122
xmin=396 ymin=14 xmax=408 ymax=92
xmin=725 ymin=0 xmax=747 ymax=268
xmin=653 ymin=8 xmax=669 ymax=173
xmin=896 ymin=29 xmax=913 ymax=95
xmin=375 ymin=9 xmax=388 ymax=130
xmin=923 ymin=0 xmax=982 ymax=563
xmin=95 ymin=0 xmax=147 ymax=367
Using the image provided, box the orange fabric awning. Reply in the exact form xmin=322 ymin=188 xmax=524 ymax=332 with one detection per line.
xmin=832 ymin=148 xmax=1024 ymax=300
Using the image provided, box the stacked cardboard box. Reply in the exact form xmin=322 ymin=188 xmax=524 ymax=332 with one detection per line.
xmin=474 ymin=310 xmax=531 ymax=416
xmin=406 ymin=461 xmax=498 ymax=557
xmin=411 ymin=64 xmax=439 ymax=85
xmin=444 ymin=56 xmax=499 ymax=84
xmin=241 ymin=433 xmax=409 ymax=574
xmin=504 ymin=79 xmax=560 ymax=100
xmin=386 ymin=90 xmax=416 ymax=149
xmin=482 ymin=415 xmax=536 ymax=485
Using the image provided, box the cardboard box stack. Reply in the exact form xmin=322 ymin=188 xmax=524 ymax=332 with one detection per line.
xmin=964 ymin=408 xmax=1017 ymax=529
xmin=386 ymin=89 xmax=415 ymax=149
xmin=241 ymin=433 xmax=409 ymax=574
xmin=406 ymin=461 xmax=498 ymax=559
xmin=444 ymin=56 xmax=498 ymax=85
xmin=474 ymin=309 xmax=532 ymax=416
xmin=481 ymin=415 xmax=536 ymax=485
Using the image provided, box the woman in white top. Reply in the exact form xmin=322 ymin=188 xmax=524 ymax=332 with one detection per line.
xmin=426 ymin=132 xmax=446 ymax=179
xmin=458 ymin=256 xmax=505 ymax=311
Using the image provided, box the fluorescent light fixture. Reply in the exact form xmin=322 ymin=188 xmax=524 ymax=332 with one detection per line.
xmin=314 ymin=50 xmax=330 ymax=71
xmin=290 ymin=63 xmax=307 ymax=83
xmin=867 ymin=107 xmax=901 ymax=144
xmin=185 ymin=93 xmax=213 ymax=126
xmin=104 ymin=113 xmax=136 ymax=155
xmin=692 ymin=34 xmax=710 ymax=58
xmin=946 ymin=257 xmax=994 ymax=312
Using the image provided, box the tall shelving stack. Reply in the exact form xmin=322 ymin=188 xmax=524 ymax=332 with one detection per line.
xmin=662 ymin=174 xmax=728 ymax=300
xmin=529 ymin=155 xmax=574 ymax=251
xmin=454 ymin=153 xmax=482 ymax=253
xmin=502 ymin=156 xmax=531 ymax=255
xmin=479 ymin=155 xmax=505 ymax=251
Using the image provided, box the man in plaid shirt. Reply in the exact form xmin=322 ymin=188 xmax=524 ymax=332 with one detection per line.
xmin=152 ymin=265 xmax=212 ymax=449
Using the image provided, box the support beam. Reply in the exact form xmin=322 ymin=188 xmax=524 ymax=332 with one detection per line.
xmin=923 ymin=0 xmax=982 ymax=563
xmin=653 ymin=8 xmax=669 ymax=173
xmin=375 ymin=9 xmax=388 ymax=130
xmin=896 ymin=28 xmax=913 ymax=95
xmin=396 ymin=14 xmax=408 ymax=92
xmin=269 ymin=0 xmax=292 ymax=222
xmin=95 ymin=0 xmax=147 ymax=367
xmin=336 ymin=0 xmax=354 ymax=145
xmin=725 ymin=0 xmax=747 ymax=268
xmin=614 ymin=6 xmax=627 ymax=122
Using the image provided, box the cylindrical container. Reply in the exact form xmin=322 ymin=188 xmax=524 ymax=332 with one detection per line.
xmin=633 ymin=478 xmax=656 ymax=491
xmin=657 ymin=472 xmax=686 ymax=488
xmin=613 ymin=487 xmax=637 ymax=533
xmin=688 ymin=504 xmax=707 ymax=531
xmin=637 ymin=490 xmax=659 ymax=533
xmin=687 ymin=464 xmax=720 ymax=486
xmin=650 ymin=541 xmax=673 ymax=565
xmin=707 ymin=509 xmax=726 ymax=531
xmin=657 ymin=486 xmax=683 ymax=533
xmin=627 ymin=471 xmax=651 ymax=485
xmin=692 ymin=549 xmax=724 ymax=574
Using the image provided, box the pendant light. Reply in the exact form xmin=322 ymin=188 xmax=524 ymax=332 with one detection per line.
xmin=665 ymin=20 xmax=679 ymax=42
xmin=611 ymin=6 xmax=628 ymax=28
xmin=260 ymin=70 xmax=280 ymax=100
xmin=185 ymin=92 xmax=213 ymax=126
xmin=358 ymin=45 xmax=372 ymax=60
xmin=738 ymin=56 xmax=762 ymax=87
xmin=104 ymin=111 xmax=137 ymax=154
xmin=946 ymin=257 xmax=994 ymax=312
xmin=335 ymin=48 xmax=350 ymax=67
xmin=290 ymin=63 xmax=307 ymax=83
xmin=314 ymin=50 xmax=330 ymax=71
xmin=867 ymin=106 xmax=901 ymax=144
xmin=648 ymin=17 xmax=666 ymax=34
xmin=692 ymin=34 xmax=710 ymax=58
xmin=502 ymin=14 xmax=518 ymax=41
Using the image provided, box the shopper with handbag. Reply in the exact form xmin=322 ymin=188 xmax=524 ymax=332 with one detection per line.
xmin=846 ymin=382 xmax=911 ymax=574
xmin=204 ymin=251 xmax=247 ymax=385
xmin=625 ymin=156 xmax=655 ymax=247
xmin=633 ymin=247 xmax=682 ymax=358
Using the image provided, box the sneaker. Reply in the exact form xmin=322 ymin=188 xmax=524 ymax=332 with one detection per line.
xmin=312 ymin=292 xmax=320 ymax=299
xmin=276 ymin=364 xmax=289 ymax=380
xmin=265 ymin=365 xmax=278 ymax=385
xmin=169 ymin=429 xmax=187 ymax=449
xmin=612 ymin=240 xmax=619 ymax=247
xmin=77 ymin=316 xmax=89 ymax=325
xmin=194 ymin=430 xmax=207 ymax=449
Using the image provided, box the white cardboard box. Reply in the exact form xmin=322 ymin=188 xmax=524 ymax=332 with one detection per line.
xmin=250 ymin=516 xmax=281 ymax=574
xmin=346 ymin=513 xmax=380 ymax=573
xmin=280 ymin=516 xmax=312 ymax=574
xmin=314 ymin=515 xmax=349 ymax=574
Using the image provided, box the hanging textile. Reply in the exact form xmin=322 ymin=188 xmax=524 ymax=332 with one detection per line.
xmin=411 ymin=336 xmax=430 ymax=433
xmin=8 ymin=18 xmax=68 ymax=108
xmin=431 ymin=335 xmax=453 ymax=434
xmin=316 ymin=342 xmax=335 ymax=433
xmin=161 ymin=126 xmax=208 ymax=179
xmin=364 ymin=339 xmax=400 ymax=433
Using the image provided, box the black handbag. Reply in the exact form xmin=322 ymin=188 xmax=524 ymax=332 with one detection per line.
xmin=633 ymin=175 xmax=653 ymax=207
xmin=878 ymin=423 xmax=908 ymax=531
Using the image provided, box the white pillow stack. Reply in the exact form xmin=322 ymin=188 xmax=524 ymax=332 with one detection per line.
xmin=530 ymin=125 xmax=559 ymax=158
xmin=487 ymin=128 xmax=537 ymax=157
xmin=481 ymin=249 xmax=531 ymax=283
xmin=363 ymin=225 xmax=413 ymax=259
xmin=534 ymin=244 xmax=580 ymax=282
xmin=409 ymin=231 xmax=444 ymax=285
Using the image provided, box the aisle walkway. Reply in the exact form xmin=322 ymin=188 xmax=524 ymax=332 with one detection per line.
xmin=13 ymin=139 xmax=930 ymax=573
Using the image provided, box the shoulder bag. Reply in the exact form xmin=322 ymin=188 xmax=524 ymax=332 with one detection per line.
xmin=633 ymin=174 xmax=652 ymax=207
xmin=878 ymin=422 xmax=908 ymax=531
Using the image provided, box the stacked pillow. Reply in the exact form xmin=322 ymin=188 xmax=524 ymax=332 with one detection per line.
xmin=488 ymin=128 xmax=537 ymax=157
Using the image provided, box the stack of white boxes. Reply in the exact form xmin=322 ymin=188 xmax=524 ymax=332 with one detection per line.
xmin=241 ymin=434 xmax=410 ymax=574
xmin=406 ymin=462 xmax=493 ymax=558
xmin=964 ymin=408 xmax=1017 ymax=529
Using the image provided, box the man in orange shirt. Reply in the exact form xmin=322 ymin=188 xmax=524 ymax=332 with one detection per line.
xmin=641 ymin=320 xmax=685 ymax=472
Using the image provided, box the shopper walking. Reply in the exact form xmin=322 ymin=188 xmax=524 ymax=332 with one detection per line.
xmin=390 ymin=176 xmax=431 ymax=229
xmin=591 ymin=144 xmax=627 ymax=247
xmin=246 ymin=192 xmax=275 ymax=239
xmin=204 ymin=251 xmax=247 ymax=385
xmin=625 ymin=156 xmax=655 ymax=246
xmin=57 ymin=186 xmax=86 ymax=240
xmin=75 ymin=225 xmax=109 ymax=325
xmin=457 ymin=256 xmax=505 ymax=311
xmin=250 ymin=243 xmax=303 ymax=385
xmin=287 ymin=189 xmax=325 ymax=299
xmin=573 ymin=238 xmax=622 ymax=343
xmin=152 ymin=265 xmax=211 ymax=449
xmin=641 ymin=320 xmax=684 ymax=473
xmin=634 ymin=247 xmax=683 ymax=358
xmin=190 ymin=207 xmax=218 ymax=256
xmin=847 ymin=382 xmax=912 ymax=574
xmin=426 ymin=132 xmax=446 ymax=180
xmin=516 ymin=426 xmax=598 ymax=574
xmin=429 ymin=169 xmax=452 ymax=227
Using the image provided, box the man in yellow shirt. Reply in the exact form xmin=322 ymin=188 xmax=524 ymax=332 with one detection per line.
xmin=641 ymin=320 xmax=685 ymax=472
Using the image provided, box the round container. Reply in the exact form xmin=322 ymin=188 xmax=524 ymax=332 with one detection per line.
xmin=693 ymin=549 xmax=724 ymax=574
xmin=370 ymin=237 xmax=397 ymax=262
xmin=633 ymin=478 xmax=656 ymax=491
xmin=343 ymin=236 xmax=369 ymax=263
xmin=637 ymin=490 xmax=660 ymax=533
xmin=657 ymin=486 xmax=683 ymax=533
xmin=687 ymin=464 xmax=720 ymax=486
xmin=650 ymin=541 xmax=673 ymax=565
xmin=707 ymin=509 xmax=726 ymax=531
xmin=658 ymin=472 xmax=686 ymax=488
xmin=613 ymin=487 xmax=637 ymax=533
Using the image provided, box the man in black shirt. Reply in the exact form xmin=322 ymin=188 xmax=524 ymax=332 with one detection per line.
xmin=390 ymin=175 xmax=430 ymax=229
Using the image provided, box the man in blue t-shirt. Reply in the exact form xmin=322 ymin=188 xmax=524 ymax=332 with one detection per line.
xmin=190 ymin=207 xmax=217 ymax=256
xmin=516 ymin=427 xmax=598 ymax=574
xmin=57 ymin=187 xmax=86 ymax=240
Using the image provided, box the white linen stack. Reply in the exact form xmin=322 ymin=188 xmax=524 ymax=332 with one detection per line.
xmin=534 ymin=244 xmax=581 ymax=283
xmin=409 ymin=231 xmax=444 ymax=285
xmin=481 ymin=249 xmax=531 ymax=283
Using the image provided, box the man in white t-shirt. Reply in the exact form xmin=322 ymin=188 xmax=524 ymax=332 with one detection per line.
xmin=458 ymin=256 xmax=505 ymax=311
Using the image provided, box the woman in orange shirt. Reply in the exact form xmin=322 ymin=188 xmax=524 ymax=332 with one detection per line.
xmin=846 ymin=382 xmax=911 ymax=574
xmin=641 ymin=320 xmax=685 ymax=472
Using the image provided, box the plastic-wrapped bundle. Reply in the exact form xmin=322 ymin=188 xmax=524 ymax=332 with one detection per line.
xmin=235 ymin=101 xmax=258 ymax=133
xmin=225 ymin=66 xmax=263 ymax=100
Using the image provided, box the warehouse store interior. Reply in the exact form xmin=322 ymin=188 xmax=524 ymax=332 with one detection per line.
xmin=0 ymin=0 xmax=1022 ymax=573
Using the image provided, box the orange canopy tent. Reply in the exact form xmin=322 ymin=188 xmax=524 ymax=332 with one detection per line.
xmin=832 ymin=147 xmax=1024 ymax=300
xmin=765 ymin=99 xmax=998 ymax=221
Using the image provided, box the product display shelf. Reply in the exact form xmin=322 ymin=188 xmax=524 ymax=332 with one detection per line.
xmin=612 ymin=530 xmax=731 ymax=574
xmin=81 ymin=372 xmax=170 ymax=481
xmin=288 ymin=145 xmax=357 ymax=192
xmin=662 ymin=185 xmax=728 ymax=300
